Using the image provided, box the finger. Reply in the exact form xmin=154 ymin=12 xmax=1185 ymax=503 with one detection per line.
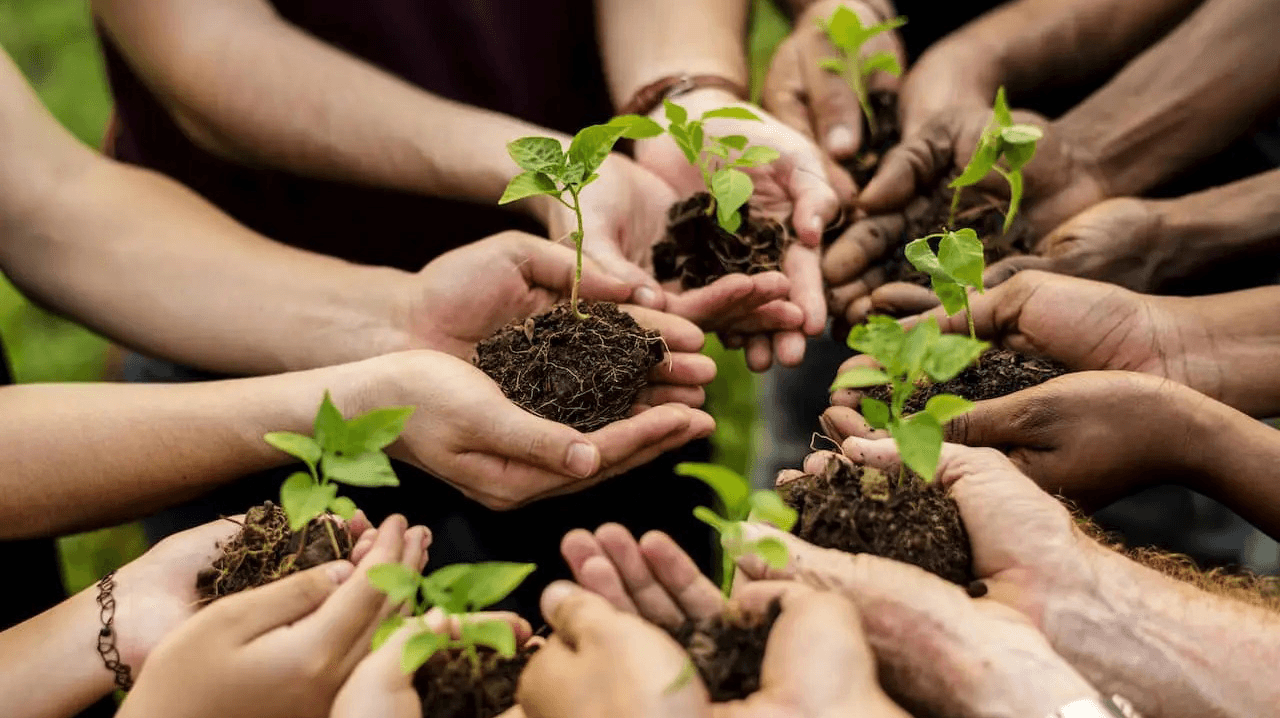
xmin=942 ymin=392 xmax=1037 ymax=448
xmin=800 ymin=450 xmax=855 ymax=476
xmin=635 ymin=384 xmax=706 ymax=409
xmin=984 ymin=254 xmax=1053 ymax=288
xmin=474 ymin=394 xmax=602 ymax=480
xmin=663 ymin=272 xmax=794 ymax=330
xmin=577 ymin=555 xmax=641 ymax=614
xmin=561 ymin=528 xmax=606 ymax=577
xmin=785 ymin=243 xmax=826 ymax=337
xmin=514 ymin=234 xmax=634 ymax=305
xmin=305 ymin=515 xmax=410 ymax=649
xmin=859 ymin=123 xmax=951 ymax=213
xmin=587 ymin=247 xmax=665 ymax=309
xmin=822 ymin=214 xmax=901 ymax=286
xmin=350 ymin=527 xmax=379 ymax=565
xmin=539 ymin=580 xmax=624 ymax=649
xmin=623 ymin=306 xmax=706 ymax=353
xmin=763 ymin=41 xmax=818 ymax=140
xmin=827 ymin=266 xmax=887 ymax=315
xmin=708 ymin=300 xmax=807 ymax=335
xmin=638 ymin=531 xmax=725 ymax=622
xmin=903 ymin=270 xmax=1041 ymax=339
xmin=842 ymin=294 xmax=876 ymax=327
xmin=648 ymin=352 xmax=717 ymax=388
xmin=730 ymin=579 xmax=816 ymax=616
xmin=868 ymin=282 xmax=939 ymax=316
xmin=799 ymin=35 xmax=862 ymax=159
xmin=819 ymin=406 xmax=888 ymax=443
xmin=772 ymin=330 xmax=809 ymax=368
xmin=214 ymin=560 xmax=354 ymax=641
xmin=424 ymin=608 xmax=534 ymax=644
xmin=590 ymin=405 xmax=711 ymax=478
xmin=345 ymin=510 xmax=374 ymax=542
xmin=746 ymin=334 xmax=774 ymax=372
xmin=514 ymin=634 xmax=577 ymax=718
xmin=594 ymin=524 xmax=686 ymax=628
xmin=789 ymin=161 xmax=842 ymax=247
xmin=757 ymin=587 xmax=874 ymax=703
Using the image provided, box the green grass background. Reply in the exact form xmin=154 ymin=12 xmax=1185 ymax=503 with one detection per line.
xmin=0 ymin=0 xmax=789 ymax=594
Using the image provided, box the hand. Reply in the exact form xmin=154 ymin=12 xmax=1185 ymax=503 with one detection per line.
xmin=118 ymin=515 xmax=429 ymax=718
xmin=764 ymin=0 xmax=906 ymax=159
xmin=356 ymin=350 xmax=716 ymax=510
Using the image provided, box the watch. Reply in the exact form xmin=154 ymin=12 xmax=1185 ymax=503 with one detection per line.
xmin=1048 ymin=695 xmax=1142 ymax=718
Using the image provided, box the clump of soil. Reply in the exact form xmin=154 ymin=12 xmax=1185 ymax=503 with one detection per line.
xmin=669 ymin=600 xmax=781 ymax=702
xmin=195 ymin=501 xmax=352 ymax=603
xmin=653 ymin=193 xmax=788 ymax=290
xmin=864 ymin=349 xmax=1069 ymax=414
xmin=844 ymin=90 xmax=900 ymax=189
xmin=474 ymin=302 xmax=664 ymax=432
xmin=414 ymin=645 xmax=536 ymax=718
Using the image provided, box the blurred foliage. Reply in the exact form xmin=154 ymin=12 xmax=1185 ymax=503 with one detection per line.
xmin=749 ymin=0 xmax=790 ymax=105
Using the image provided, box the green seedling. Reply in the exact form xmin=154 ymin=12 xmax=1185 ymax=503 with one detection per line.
xmin=265 ymin=392 xmax=413 ymax=543
xmin=660 ymin=100 xmax=781 ymax=235
xmin=830 ymin=317 xmax=986 ymax=482
xmin=368 ymin=561 xmax=537 ymax=675
xmin=905 ymin=228 xmax=985 ymax=340
xmin=948 ymin=86 xmax=1043 ymax=234
xmin=678 ymin=462 xmax=797 ymax=596
xmin=500 ymin=115 xmax=664 ymax=318
xmin=817 ymin=7 xmax=907 ymax=137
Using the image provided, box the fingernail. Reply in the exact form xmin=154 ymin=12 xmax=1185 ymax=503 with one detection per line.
xmin=327 ymin=561 xmax=355 ymax=584
xmin=541 ymin=580 xmax=576 ymax=612
xmin=421 ymin=527 xmax=433 ymax=550
xmin=565 ymin=442 xmax=599 ymax=478
xmin=634 ymin=286 xmax=658 ymax=307
xmin=826 ymin=125 xmax=856 ymax=155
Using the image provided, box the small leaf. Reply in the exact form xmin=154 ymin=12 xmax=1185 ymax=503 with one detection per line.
xmin=823 ymin=6 xmax=862 ymax=51
xmin=700 ymin=106 xmax=763 ymax=122
xmin=402 ymin=631 xmax=447 ymax=674
xmin=750 ymin=537 xmax=790 ymax=569
xmin=711 ymin=167 xmax=753 ymax=234
xmin=950 ymin=138 xmax=999 ymax=189
xmin=931 ymin=277 xmax=967 ymax=316
xmin=665 ymin=660 xmax=698 ymax=696
xmin=328 ymin=495 xmax=357 ymax=520
xmin=1001 ymin=139 xmax=1038 ymax=173
xmin=324 ymin=451 xmax=400 ymax=488
xmin=344 ymin=405 xmax=415 ymax=452
xmin=461 ymin=620 xmax=517 ymax=658
xmin=693 ymin=505 xmax=732 ymax=533
xmin=923 ymin=334 xmax=988 ymax=382
xmin=677 ymin=462 xmax=751 ymax=518
xmin=420 ymin=563 xmax=476 ymax=612
xmin=904 ymin=237 xmax=945 ymax=277
xmin=607 ymin=114 xmax=664 ymax=139
xmin=1001 ymin=168 xmax=1024 ymax=235
xmin=733 ymin=145 xmax=780 ymax=167
xmin=667 ymin=123 xmax=700 ymax=166
xmin=937 ymin=229 xmax=985 ymax=290
xmin=748 ymin=491 xmax=798 ymax=531
xmin=499 ymin=171 xmax=559 ymax=204
xmin=719 ymin=134 xmax=749 ymax=150
xmin=992 ymin=86 xmax=1013 ymax=127
xmin=861 ymin=397 xmax=890 ymax=429
xmin=313 ymin=391 xmax=347 ymax=452
xmin=372 ymin=614 xmax=406 ymax=651
xmin=368 ymin=562 xmax=423 ymax=605
xmin=460 ymin=562 xmax=537 ymax=611
xmin=818 ymin=57 xmax=846 ymax=74
xmin=846 ymin=315 xmax=905 ymax=359
xmin=664 ymin=99 xmax=689 ymax=126
xmin=280 ymin=472 xmax=336 ymax=532
xmin=860 ymin=51 xmax=901 ymax=78
xmin=567 ymin=123 xmax=628 ymax=177
xmin=706 ymin=144 xmax=730 ymax=159
xmin=923 ymin=394 xmax=975 ymax=425
xmin=506 ymin=137 xmax=565 ymax=173
xmin=1000 ymin=124 xmax=1042 ymax=145
xmin=263 ymin=432 xmax=321 ymax=468
xmin=899 ymin=317 xmax=941 ymax=377
xmin=865 ymin=15 xmax=909 ymax=37
xmin=830 ymin=366 xmax=892 ymax=391
xmin=892 ymin=413 xmax=944 ymax=483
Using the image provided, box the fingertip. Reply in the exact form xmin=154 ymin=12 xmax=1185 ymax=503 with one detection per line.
xmin=824 ymin=124 xmax=857 ymax=158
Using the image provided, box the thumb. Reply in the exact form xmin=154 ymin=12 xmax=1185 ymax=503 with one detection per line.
xmin=943 ymin=393 xmax=1034 ymax=448
xmin=214 ymin=561 xmax=354 ymax=641
xmin=859 ymin=126 xmax=950 ymax=213
xmin=983 ymin=254 xmax=1053 ymax=289
xmin=480 ymin=400 xmax=602 ymax=480
xmin=520 ymin=238 xmax=634 ymax=305
xmin=581 ymin=236 xmax=665 ymax=309
xmin=788 ymin=159 xmax=842 ymax=247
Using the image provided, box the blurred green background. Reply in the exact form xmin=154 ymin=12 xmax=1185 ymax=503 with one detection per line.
xmin=0 ymin=0 xmax=789 ymax=594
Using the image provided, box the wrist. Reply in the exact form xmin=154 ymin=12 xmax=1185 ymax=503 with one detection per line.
xmin=953 ymin=624 xmax=1099 ymax=718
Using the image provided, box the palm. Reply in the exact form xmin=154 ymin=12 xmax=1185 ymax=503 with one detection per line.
xmin=553 ymin=158 xmax=678 ymax=275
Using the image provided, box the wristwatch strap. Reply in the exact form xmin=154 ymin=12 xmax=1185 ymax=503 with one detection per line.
xmin=1049 ymin=696 xmax=1142 ymax=718
xmin=617 ymin=73 xmax=749 ymax=117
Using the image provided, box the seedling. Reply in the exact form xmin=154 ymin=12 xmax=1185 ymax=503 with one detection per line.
xmin=265 ymin=392 xmax=413 ymax=555
xmin=905 ymin=228 xmax=985 ymax=340
xmin=830 ymin=317 xmax=986 ymax=482
xmin=678 ymin=462 xmax=797 ymax=595
xmin=660 ymin=100 xmax=781 ymax=235
xmin=817 ymin=7 xmax=907 ymax=137
xmin=500 ymin=115 xmax=664 ymax=318
xmin=948 ymin=87 xmax=1043 ymax=233
xmin=368 ymin=561 xmax=537 ymax=675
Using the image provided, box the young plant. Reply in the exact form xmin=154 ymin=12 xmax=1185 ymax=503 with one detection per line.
xmin=817 ymin=7 xmax=907 ymax=137
xmin=368 ymin=561 xmax=537 ymax=674
xmin=499 ymin=116 xmax=663 ymax=319
xmin=948 ymin=86 xmax=1043 ymax=233
xmin=265 ymin=392 xmax=413 ymax=549
xmin=677 ymin=462 xmax=798 ymax=595
xmin=905 ymin=228 xmax=985 ymax=340
xmin=661 ymin=100 xmax=781 ymax=235
xmin=830 ymin=317 xmax=986 ymax=482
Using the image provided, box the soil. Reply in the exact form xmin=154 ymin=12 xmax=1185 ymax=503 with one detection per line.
xmin=669 ymin=600 xmax=781 ymax=702
xmin=653 ymin=193 xmax=788 ymax=290
xmin=864 ymin=349 xmax=1069 ymax=415
xmin=195 ymin=501 xmax=352 ymax=603
xmin=474 ymin=302 xmax=664 ymax=432
xmin=413 ymin=645 xmax=536 ymax=718
xmin=782 ymin=457 xmax=974 ymax=585
xmin=843 ymin=90 xmax=900 ymax=189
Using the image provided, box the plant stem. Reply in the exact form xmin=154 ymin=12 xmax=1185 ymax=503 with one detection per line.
xmin=851 ymin=64 xmax=876 ymax=139
xmin=948 ymin=186 xmax=962 ymax=229
xmin=962 ymin=294 xmax=976 ymax=341
xmin=565 ymin=187 xmax=589 ymax=320
xmin=322 ymin=517 xmax=343 ymax=560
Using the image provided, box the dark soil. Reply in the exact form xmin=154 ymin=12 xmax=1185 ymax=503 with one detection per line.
xmin=864 ymin=349 xmax=1069 ymax=414
xmin=653 ymin=193 xmax=788 ymax=290
xmin=474 ymin=302 xmax=664 ymax=432
xmin=669 ymin=600 xmax=781 ymax=702
xmin=414 ymin=645 xmax=536 ymax=718
xmin=843 ymin=90 xmax=900 ymax=189
xmin=195 ymin=501 xmax=352 ymax=603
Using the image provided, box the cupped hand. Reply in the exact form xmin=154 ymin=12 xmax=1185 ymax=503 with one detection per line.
xmin=763 ymin=0 xmax=906 ymax=159
xmin=118 ymin=515 xmax=429 ymax=718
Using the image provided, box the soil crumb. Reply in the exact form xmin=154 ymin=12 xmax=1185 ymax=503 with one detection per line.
xmin=864 ymin=349 xmax=1068 ymax=414
xmin=414 ymin=645 xmax=536 ymax=718
xmin=669 ymin=600 xmax=781 ymax=702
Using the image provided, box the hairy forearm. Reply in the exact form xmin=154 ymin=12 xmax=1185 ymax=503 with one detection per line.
xmin=93 ymin=0 xmax=563 ymax=213
xmin=1056 ymin=0 xmax=1280 ymax=197
xmin=0 ymin=589 xmax=114 ymax=718
xmin=1045 ymin=543 xmax=1280 ymax=718
xmin=596 ymin=0 xmax=749 ymax=107
xmin=0 ymin=362 xmax=372 ymax=539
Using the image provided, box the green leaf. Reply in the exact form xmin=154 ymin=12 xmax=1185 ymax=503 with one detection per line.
xmin=950 ymin=137 xmax=999 ymax=189
xmin=823 ymin=5 xmax=862 ymax=51
xmin=899 ymin=317 xmax=941 ymax=377
xmin=1000 ymin=124 xmax=1043 ymax=146
xmin=506 ymin=137 xmax=564 ymax=173
xmin=420 ymin=564 xmax=476 ymax=612
xmin=860 ymin=51 xmax=901 ymax=78
xmin=402 ymin=630 xmax=447 ymax=674
xmin=664 ymin=99 xmax=689 ymax=127
xmin=861 ymin=397 xmax=890 ymax=429
xmin=750 ymin=537 xmax=791 ymax=569
xmin=368 ymin=562 xmax=422 ymax=605
xmin=892 ymin=413 xmax=944 ymax=483
xmin=904 ymin=237 xmax=945 ymax=277
xmin=1001 ymin=168 xmax=1024 ymax=235
xmin=693 ymin=505 xmax=732 ymax=533
xmin=499 ymin=171 xmax=559 ymax=205
xmin=1001 ymin=139 xmax=1038 ymax=173
xmin=344 ymin=405 xmax=415 ymax=452
xmin=667 ymin=123 xmax=700 ymax=166
xmin=324 ymin=451 xmax=400 ymax=488
xmin=846 ymin=315 xmax=906 ymax=363
xmin=280 ymin=472 xmax=337 ymax=532
xmin=865 ymin=15 xmax=909 ymax=37
xmin=992 ymin=86 xmax=1013 ymax=127
xmin=937 ymin=228 xmax=985 ymax=290
xmin=328 ymin=495 xmax=357 ymax=521
xmin=677 ymin=462 xmax=751 ymax=518
xmin=733 ymin=145 xmax=780 ymax=167
xmin=461 ymin=619 xmax=517 ymax=658
xmin=460 ymin=562 xmax=537 ymax=611
xmin=313 ymin=391 xmax=347 ymax=452
xmin=923 ymin=334 xmax=988 ymax=382
xmin=923 ymin=394 xmax=975 ymax=425
xmin=701 ymin=106 xmax=763 ymax=122
xmin=607 ymin=114 xmax=664 ymax=139
xmin=818 ymin=57 xmax=846 ymax=74
xmin=719 ymin=134 xmax=749 ymax=150
xmin=263 ymin=431 xmax=321 ymax=468
xmin=748 ymin=490 xmax=798 ymax=531
xmin=372 ymin=614 xmax=406 ymax=651
xmin=711 ymin=168 xmax=753 ymax=234
xmin=706 ymin=144 xmax=730 ymax=159
xmin=567 ymin=123 xmax=627 ymax=178
xmin=830 ymin=366 xmax=892 ymax=391
xmin=931 ymin=277 xmax=967 ymax=316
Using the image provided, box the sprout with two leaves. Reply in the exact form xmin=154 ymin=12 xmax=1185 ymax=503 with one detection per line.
xmin=818 ymin=7 xmax=907 ymax=138
xmin=948 ymin=87 xmax=1043 ymax=233
xmin=905 ymin=228 xmax=985 ymax=340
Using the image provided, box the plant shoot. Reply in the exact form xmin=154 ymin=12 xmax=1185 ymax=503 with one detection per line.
xmin=677 ymin=462 xmax=797 ymax=595
xmin=948 ymin=87 xmax=1043 ymax=233
xmin=905 ymin=228 xmax=985 ymax=340
xmin=500 ymin=115 xmax=663 ymax=318
xmin=818 ymin=7 xmax=907 ymax=136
